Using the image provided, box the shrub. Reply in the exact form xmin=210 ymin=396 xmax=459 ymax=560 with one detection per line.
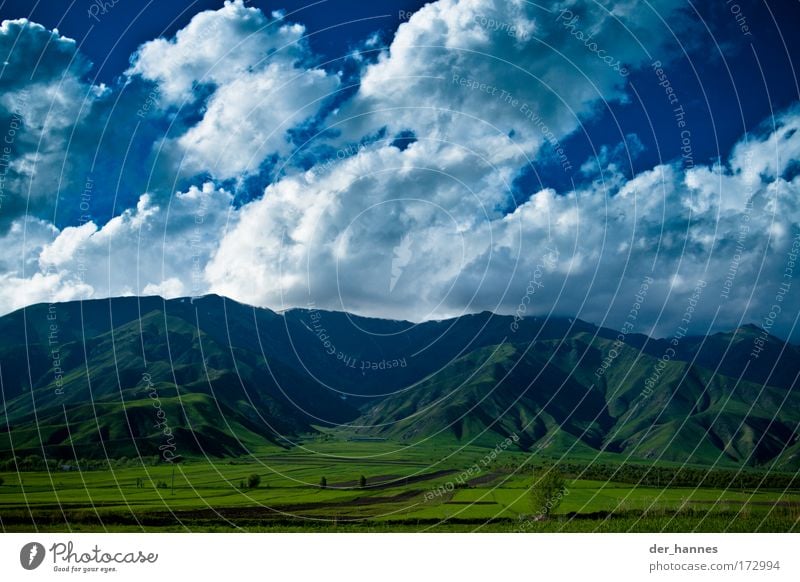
xmin=247 ymin=473 xmax=261 ymax=489
xmin=529 ymin=465 xmax=567 ymax=520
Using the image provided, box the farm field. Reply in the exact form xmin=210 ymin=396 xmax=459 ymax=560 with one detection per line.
xmin=2 ymin=441 xmax=798 ymax=533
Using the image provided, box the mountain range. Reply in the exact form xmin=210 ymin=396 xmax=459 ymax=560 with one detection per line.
xmin=1 ymin=295 xmax=798 ymax=469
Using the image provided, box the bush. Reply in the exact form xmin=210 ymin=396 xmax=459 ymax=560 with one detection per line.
xmin=319 ymin=476 xmax=327 ymax=489
xmin=247 ymin=473 xmax=261 ymax=489
xmin=529 ymin=465 xmax=567 ymax=520
xmin=359 ymin=475 xmax=367 ymax=488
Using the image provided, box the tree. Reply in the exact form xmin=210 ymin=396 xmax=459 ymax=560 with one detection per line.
xmin=247 ymin=473 xmax=261 ymax=489
xmin=359 ymin=475 xmax=367 ymax=488
xmin=529 ymin=465 xmax=567 ymax=520
xmin=0 ymin=476 xmax=4 ymax=486
xmin=319 ymin=476 xmax=327 ymax=489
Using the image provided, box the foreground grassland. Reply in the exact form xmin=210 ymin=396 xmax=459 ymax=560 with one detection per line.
xmin=1 ymin=442 xmax=798 ymax=532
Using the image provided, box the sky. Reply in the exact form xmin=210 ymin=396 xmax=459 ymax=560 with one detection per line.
xmin=1 ymin=0 xmax=800 ymax=341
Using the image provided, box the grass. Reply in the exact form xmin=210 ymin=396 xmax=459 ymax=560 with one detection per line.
xmin=1 ymin=441 xmax=798 ymax=532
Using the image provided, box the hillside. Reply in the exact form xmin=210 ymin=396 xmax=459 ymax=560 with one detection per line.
xmin=1 ymin=295 xmax=798 ymax=468
xmin=355 ymin=338 xmax=800 ymax=469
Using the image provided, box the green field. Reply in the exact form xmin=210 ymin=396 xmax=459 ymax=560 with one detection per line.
xmin=2 ymin=440 xmax=798 ymax=533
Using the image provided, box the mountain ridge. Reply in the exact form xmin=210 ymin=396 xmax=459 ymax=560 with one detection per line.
xmin=1 ymin=294 xmax=798 ymax=469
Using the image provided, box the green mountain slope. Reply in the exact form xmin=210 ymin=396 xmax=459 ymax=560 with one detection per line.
xmin=1 ymin=295 xmax=798 ymax=468
xmin=1 ymin=307 xmax=358 ymax=459
xmin=352 ymin=337 xmax=800 ymax=467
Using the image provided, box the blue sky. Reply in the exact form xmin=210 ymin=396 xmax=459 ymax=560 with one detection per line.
xmin=1 ymin=0 xmax=800 ymax=340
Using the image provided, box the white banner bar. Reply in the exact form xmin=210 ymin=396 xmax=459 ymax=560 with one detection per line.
xmin=1 ymin=533 xmax=797 ymax=581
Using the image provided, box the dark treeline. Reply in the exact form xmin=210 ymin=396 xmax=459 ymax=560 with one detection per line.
xmin=0 ymin=454 xmax=167 ymax=472
xmin=547 ymin=462 xmax=800 ymax=490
